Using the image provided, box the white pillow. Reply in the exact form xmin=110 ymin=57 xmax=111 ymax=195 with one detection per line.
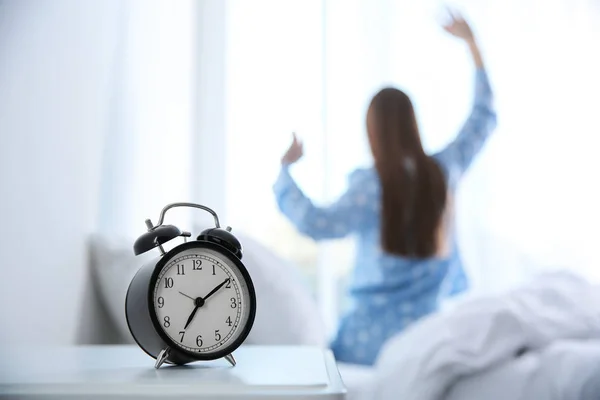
xmin=89 ymin=234 xmax=155 ymax=343
xmin=235 ymin=232 xmax=326 ymax=346
xmin=89 ymin=232 xmax=326 ymax=346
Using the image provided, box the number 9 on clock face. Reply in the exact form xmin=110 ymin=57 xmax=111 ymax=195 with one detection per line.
xmin=150 ymin=246 xmax=255 ymax=359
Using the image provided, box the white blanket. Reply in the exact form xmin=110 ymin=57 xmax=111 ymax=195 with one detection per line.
xmin=446 ymin=339 xmax=600 ymax=400
xmin=340 ymin=339 xmax=600 ymax=400
xmin=367 ymin=272 xmax=600 ymax=400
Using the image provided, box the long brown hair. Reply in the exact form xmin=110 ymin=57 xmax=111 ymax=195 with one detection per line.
xmin=367 ymin=87 xmax=447 ymax=258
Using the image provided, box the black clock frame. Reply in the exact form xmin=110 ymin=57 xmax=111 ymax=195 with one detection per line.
xmin=125 ymin=239 xmax=257 ymax=365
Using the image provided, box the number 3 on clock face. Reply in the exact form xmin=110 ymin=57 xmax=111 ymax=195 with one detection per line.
xmin=151 ymin=247 xmax=253 ymax=358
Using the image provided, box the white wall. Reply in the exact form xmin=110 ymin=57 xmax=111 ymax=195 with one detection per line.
xmin=0 ymin=0 xmax=121 ymax=345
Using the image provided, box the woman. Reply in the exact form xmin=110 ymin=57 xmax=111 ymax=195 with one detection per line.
xmin=273 ymin=14 xmax=497 ymax=365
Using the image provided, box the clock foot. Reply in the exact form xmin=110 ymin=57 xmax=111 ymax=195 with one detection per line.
xmin=224 ymin=353 xmax=236 ymax=367
xmin=155 ymin=347 xmax=171 ymax=369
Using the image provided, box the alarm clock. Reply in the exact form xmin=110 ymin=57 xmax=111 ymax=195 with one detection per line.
xmin=125 ymin=202 xmax=256 ymax=369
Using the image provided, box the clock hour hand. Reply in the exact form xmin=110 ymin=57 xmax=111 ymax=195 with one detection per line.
xmin=183 ymin=304 xmax=200 ymax=330
xmin=202 ymin=278 xmax=231 ymax=302
xmin=183 ymin=296 xmax=206 ymax=330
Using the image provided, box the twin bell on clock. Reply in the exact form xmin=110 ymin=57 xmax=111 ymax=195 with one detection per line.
xmin=125 ymin=202 xmax=257 ymax=369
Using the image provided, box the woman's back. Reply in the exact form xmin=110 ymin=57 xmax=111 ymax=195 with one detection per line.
xmin=324 ymin=164 xmax=461 ymax=365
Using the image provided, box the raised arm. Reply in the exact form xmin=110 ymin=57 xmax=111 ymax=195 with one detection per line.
xmin=273 ymin=134 xmax=371 ymax=240
xmin=435 ymin=13 xmax=497 ymax=188
xmin=465 ymin=33 xmax=484 ymax=69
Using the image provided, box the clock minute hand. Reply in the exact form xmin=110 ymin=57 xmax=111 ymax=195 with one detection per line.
xmin=202 ymin=278 xmax=231 ymax=302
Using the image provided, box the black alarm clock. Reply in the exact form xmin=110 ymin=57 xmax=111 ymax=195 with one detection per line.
xmin=125 ymin=202 xmax=256 ymax=369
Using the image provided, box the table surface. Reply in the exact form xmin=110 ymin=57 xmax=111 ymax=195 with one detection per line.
xmin=0 ymin=345 xmax=346 ymax=399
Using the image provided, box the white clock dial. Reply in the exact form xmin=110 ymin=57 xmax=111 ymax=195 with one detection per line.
xmin=152 ymin=247 xmax=252 ymax=354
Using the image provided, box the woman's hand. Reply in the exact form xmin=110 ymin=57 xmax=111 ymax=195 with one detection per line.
xmin=443 ymin=10 xmax=484 ymax=68
xmin=442 ymin=10 xmax=474 ymax=42
xmin=281 ymin=132 xmax=304 ymax=166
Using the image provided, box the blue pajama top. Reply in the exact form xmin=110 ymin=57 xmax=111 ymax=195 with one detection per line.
xmin=273 ymin=68 xmax=497 ymax=365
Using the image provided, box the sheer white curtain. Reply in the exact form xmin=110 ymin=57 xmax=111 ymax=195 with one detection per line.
xmin=97 ymin=0 xmax=194 ymax=238
xmin=225 ymin=0 xmax=326 ymax=303
xmin=98 ymin=0 xmax=230 ymax=238
xmin=444 ymin=0 xmax=600 ymax=293
xmin=224 ymin=0 xmax=600 ymax=331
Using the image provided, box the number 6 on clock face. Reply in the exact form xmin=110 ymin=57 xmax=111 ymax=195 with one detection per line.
xmin=150 ymin=245 xmax=255 ymax=359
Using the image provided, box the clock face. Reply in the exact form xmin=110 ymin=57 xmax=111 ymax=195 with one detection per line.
xmin=151 ymin=245 xmax=254 ymax=357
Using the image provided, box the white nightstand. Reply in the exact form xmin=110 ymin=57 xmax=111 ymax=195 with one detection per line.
xmin=0 ymin=345 xmax=346 ymax=399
